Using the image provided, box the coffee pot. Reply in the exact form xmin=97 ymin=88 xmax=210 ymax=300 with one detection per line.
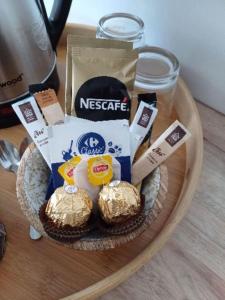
xmin=0 ymin=0 xmax=72 ymax=127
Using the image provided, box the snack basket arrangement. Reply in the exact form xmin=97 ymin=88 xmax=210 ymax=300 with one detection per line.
xmin=13 ymin=23 xmax=201 ymax=253
xmin=0 ymin=23 xmax=204 ymax=300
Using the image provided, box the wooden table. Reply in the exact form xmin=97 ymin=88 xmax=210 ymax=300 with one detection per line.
xmin=0 ymin=24 xmax=203 ymax=300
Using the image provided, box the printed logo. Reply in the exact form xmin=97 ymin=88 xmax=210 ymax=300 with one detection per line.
xmin=75 ymin=76 xmax=131 ymax=121
xmin=34 ymin=128 xmax=44 ymax=138
xmin=152 ymin=147 xmax=166 ymax=157
xmin=66 ymin=168 xmax=74 ymax=177
xmin=62 ymin=140 xmax=76 ymax=161
xmin=65 ymin=185 xmax=78 ymax=194
xmin=0 ymin=73 xmax=23 ymax=88
xmin=165 ymin=125 xmax=186 ymax=147
xmin=107 ymin=141 xmax=122 ymax=156
xmin=77 ymin=132 xmax=106 ymax=155
xmin=137 ymin=107 xmax=153 ymax=128
xmin=19 ymin=102 xmax=37 ymax=123
xmin=93 ymin=164 xmax=108 ymax=173
xmin=80 ymin=97 xmax=128 ymax=112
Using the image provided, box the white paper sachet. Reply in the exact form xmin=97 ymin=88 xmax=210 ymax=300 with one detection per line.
xmin=12 ymin=96 xmax=50 ymax=168
xmin=129 ymin=101 xmax=158 ymax=163
xmin=73 ymin=158 xmax=100 ymax=201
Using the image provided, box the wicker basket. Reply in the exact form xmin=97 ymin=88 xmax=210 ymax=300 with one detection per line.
xmin=16 ymin=143 xmax=168 ymax=250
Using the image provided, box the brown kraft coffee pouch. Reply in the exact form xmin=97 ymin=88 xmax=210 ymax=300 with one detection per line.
xmin=70 ymin=47 xmax=138 ymax=121
xmin=65 ymin=35 xmax=133 ymax=115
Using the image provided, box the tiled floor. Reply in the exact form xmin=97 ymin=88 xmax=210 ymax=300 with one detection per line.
xmin=101 ymin=101 xmax=225 ymax=300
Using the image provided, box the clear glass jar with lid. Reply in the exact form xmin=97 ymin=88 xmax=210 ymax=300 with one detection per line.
xmin=134 ymin=46 xmax=180 ymax=115
xmin=96 ymin=12 xmax=145 ymax=48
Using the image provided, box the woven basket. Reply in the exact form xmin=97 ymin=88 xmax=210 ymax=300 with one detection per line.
xmin=16 ymin=144 xmax=168 ymax=250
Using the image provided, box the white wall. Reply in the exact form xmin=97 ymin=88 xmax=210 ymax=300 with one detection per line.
xmin=45 ymin=0 xmax=225 ymax=114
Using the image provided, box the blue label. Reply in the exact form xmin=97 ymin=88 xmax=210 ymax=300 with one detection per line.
xmin=51 ymin=162 xmax=64 ymax=189
xmin=77 ymin=132 xmax=106 ymax=155
xmin=116 ymin=156 xmax=131 ymax=182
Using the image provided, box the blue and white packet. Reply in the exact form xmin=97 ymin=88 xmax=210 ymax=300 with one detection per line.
xmin=48 ymin=118 xmax=131 ymax=188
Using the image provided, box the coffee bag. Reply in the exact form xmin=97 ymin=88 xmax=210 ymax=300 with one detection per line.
xmin=65 ymin=35 xmax=133 ymax=115
xmin=71 ymin=46 xmax=137 ymax=121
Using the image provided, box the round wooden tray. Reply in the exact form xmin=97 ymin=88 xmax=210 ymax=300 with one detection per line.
xmin=0 ymin=24 xmax=203 ymax=300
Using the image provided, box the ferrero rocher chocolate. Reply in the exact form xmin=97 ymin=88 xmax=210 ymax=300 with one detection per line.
xmin=45 ymin=185 xmax=93 ymax=227
xmin=98 ymin=180 xmax=141 ymax=224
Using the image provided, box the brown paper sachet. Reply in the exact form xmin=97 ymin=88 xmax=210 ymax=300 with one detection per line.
xmin=65 ymin=34 xmax=133 ymax=115
xmin=32 ymin=88 xmax=64 ymax=125
xmin=70 ymin=46 xmax=138 ymax=121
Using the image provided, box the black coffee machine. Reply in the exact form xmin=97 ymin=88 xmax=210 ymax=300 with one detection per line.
xmin=0 ymin=0 xmax=72 ymax=128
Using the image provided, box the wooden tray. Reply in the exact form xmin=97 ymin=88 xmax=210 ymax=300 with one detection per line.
xmin=0 ymin=24 xmax=203 ymax=300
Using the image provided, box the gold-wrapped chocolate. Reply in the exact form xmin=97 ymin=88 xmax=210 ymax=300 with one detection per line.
xmin=45 ymin=185 xmax=93 ymax=227
xmin=98 ymin=180 xmax=141 ymax=224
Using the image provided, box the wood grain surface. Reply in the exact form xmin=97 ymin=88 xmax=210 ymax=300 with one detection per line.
xmin=100 ymin=103 xmax=225 ymax=300
xmin=0 ymin=24 xmax=202 ymax=300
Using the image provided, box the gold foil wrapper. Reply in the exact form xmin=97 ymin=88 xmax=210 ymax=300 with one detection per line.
xmin=45 ymin=186 xmax=93 ymax=227
xmin=98 ymin=181 xmax=141 ymax=224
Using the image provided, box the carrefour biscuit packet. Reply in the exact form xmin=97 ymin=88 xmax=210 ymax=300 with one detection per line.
xmin=48 ymin=118 xmax=131 ymax=188
xmin=70 ymin=46 xmax=137 ymax=121
xmin=65 ymin=35 xmax=133 ymax=115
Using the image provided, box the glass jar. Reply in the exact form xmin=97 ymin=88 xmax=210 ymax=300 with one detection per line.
xmin=134 ymin=46 xmax=180 ymax=115
xmin=96 ymin=13 xmax=145 ymax=48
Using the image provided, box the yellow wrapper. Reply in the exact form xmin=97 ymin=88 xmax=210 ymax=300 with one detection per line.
xmin=58 ymin=156 xmax=82 ymax=185
xmin=98 ymin=181 xmax=141 ymax=224
xmin=87 ymin=155 xmax=113 ymax=186
xmin=45 ymin=185 xmax=93 ymax=227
